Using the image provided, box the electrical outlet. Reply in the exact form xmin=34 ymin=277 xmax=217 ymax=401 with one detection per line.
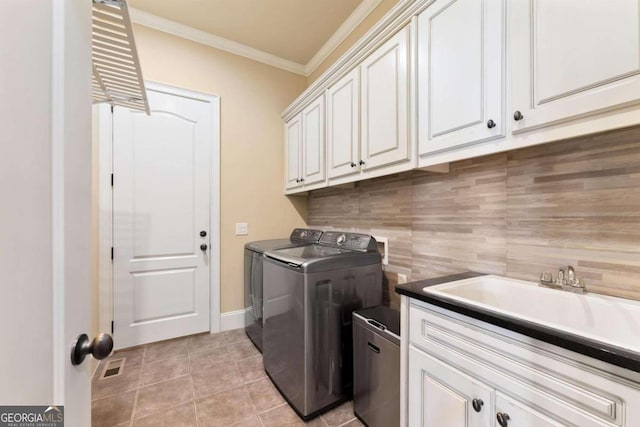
xmin=397 ymin=273 xmax=407 ymax=284
xmin=235 ymin=223 xmax=248 ymax=235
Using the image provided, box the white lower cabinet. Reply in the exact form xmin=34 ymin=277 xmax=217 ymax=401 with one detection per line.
xmin=404 ymin=299 xmax=640 ymax=427
xmin=409 ymin=347 xmax=492 ymax=427
xmin=495 ymin=393 xmax=563 ymax=427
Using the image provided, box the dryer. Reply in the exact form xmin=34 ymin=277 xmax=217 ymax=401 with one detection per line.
xmin=244 ymin=228 xmax=322 ymax=352
xmin=262 ymin=231 xmax=382 ymax=420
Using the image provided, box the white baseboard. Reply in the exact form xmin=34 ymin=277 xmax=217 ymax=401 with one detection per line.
xmin=220 ymin=308 xmax=247 ymax=331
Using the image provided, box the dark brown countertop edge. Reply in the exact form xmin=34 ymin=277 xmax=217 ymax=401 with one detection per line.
xmin=395 ymin=272 xmax=640 ymax=374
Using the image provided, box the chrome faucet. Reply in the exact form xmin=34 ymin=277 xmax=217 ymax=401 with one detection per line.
xmin=539 ymin=265 xmax=586 ymax=294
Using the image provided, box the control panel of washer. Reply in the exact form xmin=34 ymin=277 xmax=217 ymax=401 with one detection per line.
xmin=320 ymin=231 xmax=375 ymax=251
xmin=290 ymin=228 xmax=323 ymax=242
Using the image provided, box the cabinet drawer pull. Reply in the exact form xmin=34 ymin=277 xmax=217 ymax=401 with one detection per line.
xmin=513 ymin=110 xmax=524 ymax=121
xmin=472 ymin=398 xmax=484 ymax=413
xmin=367 ymin=342 xmax=380 ymax=353
xmin=497 ymin=412 xmax=510 ymax=427
xmin=487 ymin=119 xmax=496 ymax=129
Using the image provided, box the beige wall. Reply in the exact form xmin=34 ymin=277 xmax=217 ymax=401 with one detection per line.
xmin=132 ymin=25 xmax=308 ymax=313
xmin=307 ymin=0 xmax=401 ymax=84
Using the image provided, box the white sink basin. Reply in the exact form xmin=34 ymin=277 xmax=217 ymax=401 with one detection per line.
xmin=423 ymin=275 xmax=640 ymax=354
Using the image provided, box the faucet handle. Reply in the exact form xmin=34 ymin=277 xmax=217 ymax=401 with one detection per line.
xmin=567 ymin=265 xmax=576 ymax=283
xmin=557 ymin=268 xmax=566 ymax=285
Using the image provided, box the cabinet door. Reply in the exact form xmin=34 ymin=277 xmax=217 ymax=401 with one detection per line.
xmin=418 ymin=0 xmax=505 ymax=156
xmin=409 ymin=347 xmax=493 ymax=427
xmin=327 ymin=68 xmax=360 ymax=179
xmin=511 ymin=0 xmax=640 ymax=132
xmin=284 ymin=114 xmax=302 ymax=190
xmin=301 ymin=94 xmax=326 ymax=186
xmin=495 ymin=393 xmax=563 ymax=427
xmin=360 ymin=26 xmax=410 ymax=170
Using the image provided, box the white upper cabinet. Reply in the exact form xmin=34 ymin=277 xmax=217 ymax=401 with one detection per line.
xmin=284 ymin=94 xmax=326 ymax=191
xmin=284 ymin=114 xmax=302 ymax=190
xmin=418 ymin=0 xmax=505 ymax=157
xmin=511 ymin=0 xmax=640 ymax=131
xmin=326 ymin=67 xmax=360 ymax=180
xmin=360 ymin=26 xmax=411 ymax=170
xmin=301 ymin=94 xmax=326 ymax=186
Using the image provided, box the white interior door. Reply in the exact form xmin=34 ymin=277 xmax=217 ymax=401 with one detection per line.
xmin=113 ymin=85 xmax=214 ymax=349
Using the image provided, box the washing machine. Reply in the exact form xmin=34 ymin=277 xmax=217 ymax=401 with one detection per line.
xmin=262 ymin=231 xmax=382 ymax=420
xmin=244 ymin=228 xmax=322 ymax=352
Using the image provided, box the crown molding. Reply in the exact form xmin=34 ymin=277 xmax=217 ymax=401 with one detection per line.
xmin=282 ymin=0 xmax=432 ymax=121
xmin=129 ymin=7 xmax=307 ymax=76
xmin=129 ymin=1 xmax=382 ymax=78
xmin=304 ymin=0 xmax=382 ymax=76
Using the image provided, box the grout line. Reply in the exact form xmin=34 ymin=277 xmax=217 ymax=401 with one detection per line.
xmin=335 ymin=417 xmax=358 ymax=427
xmin=130 ymin=389 xmax=140 ymax=422
xmin=189 ymin=372 xmax=199 ymax=427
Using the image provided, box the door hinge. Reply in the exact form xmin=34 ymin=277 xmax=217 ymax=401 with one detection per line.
xmin=111 ymin=247 xmax=114 ymax=260
xmin=111 ymin=173 xmax=114 ymax=187
xmin=111 ymin=320 xmax=114 ymax=334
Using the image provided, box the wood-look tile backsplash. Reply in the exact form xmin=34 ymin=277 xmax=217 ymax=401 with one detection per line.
xmin=307 ymin=126 xmax=640 ymax=302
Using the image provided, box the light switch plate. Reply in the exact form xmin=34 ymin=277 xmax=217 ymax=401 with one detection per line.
xmin=235 ymin=223 xmax=248 ymax=235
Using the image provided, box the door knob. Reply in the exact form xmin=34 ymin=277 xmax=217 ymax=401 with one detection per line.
xmin=513 ymin=110 xmax=524 ymax=121
xmin=71 ymin=333 xmax=113 ymax=366
xmin=472 ymin=398 xmax=484 ymax=412
xmin=497 ymin=412 xmax=510 ymax=427
xmin=200 ymin=244 xmax=208 ymax=251
xmin=487 ymin=119 xmax=496 ymax=129
xmin=200 ymin=230 xmax=207 ymax=237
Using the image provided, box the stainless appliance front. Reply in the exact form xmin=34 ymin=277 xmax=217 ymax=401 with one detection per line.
xmin=243 ymin=228 xmax=322 ymax=352
xmin=353 ymin=307 xmax=400 ymax=427
xmin=262 ymin=232 xmax=382 ymax=419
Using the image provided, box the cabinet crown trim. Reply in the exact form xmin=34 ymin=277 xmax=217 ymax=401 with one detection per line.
xmin=282 ymin=0 xmax=431 ymax=122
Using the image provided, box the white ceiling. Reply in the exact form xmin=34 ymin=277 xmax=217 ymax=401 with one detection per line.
xmin=128 ymin=0 xmax=366 ymax=67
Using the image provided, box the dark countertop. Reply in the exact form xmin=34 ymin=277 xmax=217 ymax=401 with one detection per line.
xmin=395 ymin=272 xmax=640 ymax=374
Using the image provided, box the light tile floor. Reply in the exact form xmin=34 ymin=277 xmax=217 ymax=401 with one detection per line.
xmin=91 ymin=328 xmax=365 ymax=427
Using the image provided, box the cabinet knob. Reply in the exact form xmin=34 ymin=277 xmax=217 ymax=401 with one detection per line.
xmin=513 ymin=110 xmax=524 ymax=121
xmin=487 ymin=119 xmax=496 ymax=129
xmin=497 ymin=412 xmax=510 ymax=427
xmin=472 ymin=398 xmax=484 ymax=413
xmin=295 ymin=178 xmax=300 ymax=183
xmin=200 ymin=244 xmax=208 ymax=251
xmin=300 ymin=178 xmax=305 ymax=182
xmin=359 ymin=160 xmax=365 ymax=166
xmin=350 ymin=162 xmax=357 ymax=168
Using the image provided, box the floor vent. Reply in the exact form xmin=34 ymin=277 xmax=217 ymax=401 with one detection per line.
xmin=101 ymin=358 xmax=125 ymax=379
